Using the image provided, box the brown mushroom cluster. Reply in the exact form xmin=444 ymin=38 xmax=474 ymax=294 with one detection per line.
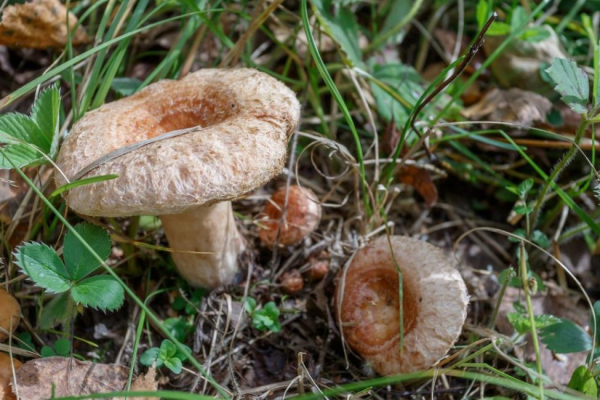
xmin=336 ymin=236 xmax=468 ymax=375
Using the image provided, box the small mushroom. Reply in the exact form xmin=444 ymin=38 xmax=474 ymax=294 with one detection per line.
xmin=280 ymin=269 xmax=304 ymax=294
xmin=258 ymin=185 xmax=321 ymax=248
xmin=0 ymin=352 xmax=21 ymax=400
xmin=305 ymin=251 xmax=329 ymax=281
xmin=336 ymin=235 xmax=468 ymax=375
xmin=0 ymin=289 xmax=20 ymax=342
xmin=56 ymin=69 xmax=301 ymax=288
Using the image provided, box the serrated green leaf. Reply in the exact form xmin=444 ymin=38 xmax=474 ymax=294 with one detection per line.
xmin=498 ymin=267 xmax=515 ymax=284
xmin=517 ymin=178 xmax=534 ymax=197
xmin=53 ymin=338 xmax=71 ymax=356
xmin=568 ymin=365 xmax=598 ymax=397
xmin=546 ymin=58 xmax=590 ymax=114
xmin=311 ymin=0 xmax=363 ymax=67
xmin=71 ymin=275 xmax=124 ymax=311
xmin=0 ymin=144 xmax=44 ymax=169
xmin=507 ymin=312 xmax=560 ymax=335
xmin=0 ymin=113 xmax=49 ymax=152
xmin=540 ymin=319 xmax=593 ymax=353
xmin=39 ymin=292 xmax=72 ymax=329
xmin=63 ymin=223 xmax=111 ymax=281
xmin=31 ymin=85 xmax=60 ymax=158
xmin=160 ymin=339 xmax=177 ymax=359
xmin=369 ymin=62 xmax=423 ymax=129
xmin=14 ymin=243 xmax=70 ymax=293
xmin=140 ymin=347 xmax=160 ymax=367
xmin=531 ymin=230 xmax=550 ymax=248
xmin=164 ymin=357 xmax=182 ymax=374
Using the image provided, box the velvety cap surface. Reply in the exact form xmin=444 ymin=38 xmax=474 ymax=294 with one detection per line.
xmin=56 ymin=68 xmax=301 ymax=216
xmin=337 ymin=235 xmax=468 ymax=375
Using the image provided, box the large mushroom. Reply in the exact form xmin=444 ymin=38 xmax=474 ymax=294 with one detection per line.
xmin=0 ymin=289 xmax=20 ymax=342
xmin=56 ymin=69 xmax=301 ymax=288
xmin=336 ymin=235 xmax=468 ymax=375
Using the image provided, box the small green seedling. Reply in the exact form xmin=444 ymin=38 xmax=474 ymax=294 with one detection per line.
xmin=163 ymin=317 xmax=193 ymax=342
xmin=140 ymin=339 xmax=191 ymax=374
xmin=244 ymin=298 xmax=281 ymax=333
xmin=40 ymin=338 xmax=71 ymax=358
xmin=172 ymin=288 xmax=206 ymax=315
xmin=14 ymin=223 xmax=124 ymax=328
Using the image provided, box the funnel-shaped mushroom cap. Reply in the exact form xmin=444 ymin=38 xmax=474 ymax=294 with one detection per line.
xmin=336 ymin=235 xmax=468 ymax=375
xmin=56 ymin=69 xmax=301 ymax=217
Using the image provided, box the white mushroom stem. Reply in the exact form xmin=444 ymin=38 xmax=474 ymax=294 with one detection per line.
xmin=159 ymin=202 xmax=245 ymax=288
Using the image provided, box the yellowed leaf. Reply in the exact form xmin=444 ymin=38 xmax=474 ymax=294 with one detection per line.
xmin=0 ymin=0 xmax=89 ymax=49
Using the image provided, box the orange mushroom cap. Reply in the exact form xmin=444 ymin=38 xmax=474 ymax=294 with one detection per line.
xmin=336 ymin=235 xmax=468 ymax=375
xmin=258 ymin=186 xmax=321 ymax=248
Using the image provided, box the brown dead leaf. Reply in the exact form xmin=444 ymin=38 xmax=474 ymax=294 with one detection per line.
xmin=128 ymin=367 xmax=158 ymax=400
xmin=398 ymin=164 xmax=438 ymax=208
xmin=461 ymin=88 xmax=552 ymax=127
xmin=0 ymin=0 xmax=89 ymax=49
xmin=483 ymin=26 xmax=566 ymax=96
xmin=382 ymin=121 xmax=439 ymax=208
xmin=496 ymin=288 xmax=588 ymax=385
xmin=14 ymin=357 xmax=129 ymax=400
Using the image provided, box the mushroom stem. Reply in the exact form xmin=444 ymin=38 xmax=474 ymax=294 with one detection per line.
xmin=160 ymin=202 xmax=245 ymax=288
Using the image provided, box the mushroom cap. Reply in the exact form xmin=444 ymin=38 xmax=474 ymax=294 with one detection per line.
xmin=0 ymin=352 xmax=22 ymax=400
xmin=336 ymin=235 xmax=468 ymax=375
xmin=56 ymin=69 xmax=301 ymax=217
xmin=0 ymin=289 xmax=20 ymax=342
xmin=258 ymin=185 xmax=321 ymax=248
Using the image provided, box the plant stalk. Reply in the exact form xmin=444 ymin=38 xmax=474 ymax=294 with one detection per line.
xmin=519 ymin=243 xmax=544 ymax=399
xmin=530 ymin=117 xmax=589 ymax=228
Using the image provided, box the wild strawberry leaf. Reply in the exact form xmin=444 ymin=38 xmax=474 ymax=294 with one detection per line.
xmin=14 ymin=242 xmax=70 ymax=293
xmin=71 ymin=275 xmax=124 ymax=311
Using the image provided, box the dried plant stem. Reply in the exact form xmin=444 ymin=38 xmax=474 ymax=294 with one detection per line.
xmin=530 ymin=118 xmax=589 ymax=227
xmin=519 ymin=243 xmax=543 ymax=399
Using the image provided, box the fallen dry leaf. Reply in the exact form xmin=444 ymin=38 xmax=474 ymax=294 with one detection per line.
xmin=483 ymin=26 xmax=566 ymax=96
xmin=461 ymin=88 xmax=552 ymax=127
xmin=129 ymin=367 xmax=158 ymax=400
xmin=14 ymin=357 xmax=129 ymax=400
xmin=398 ymin=164 xmax=438 ymax=208
xmin=0 ymin=0 xmax=89 ymax=49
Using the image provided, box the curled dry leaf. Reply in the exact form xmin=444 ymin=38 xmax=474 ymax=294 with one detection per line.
xmin=483 ymin=26 xmax=566 ymax=96
xmin=14 ymin=357 xmax=129 ymax=400
xmin=0 ymin=0 xmax=89 ymax=49
xmin=398 ymin=164 xmax=438 ymax=208
xmin=461 ymin=88 xmax=552 ymax=127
